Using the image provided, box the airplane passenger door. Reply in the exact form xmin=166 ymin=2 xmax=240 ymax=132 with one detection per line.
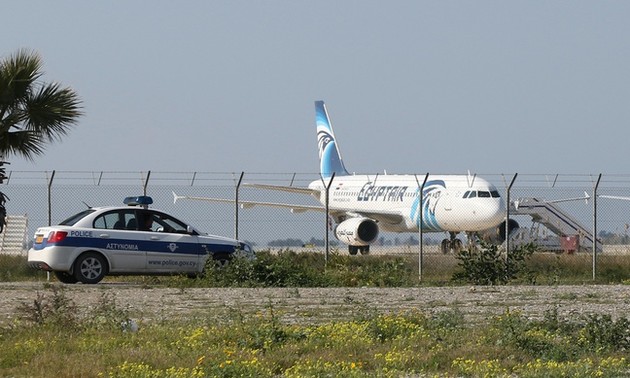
xmin=437 ymin=191 xmax=459 ymax=229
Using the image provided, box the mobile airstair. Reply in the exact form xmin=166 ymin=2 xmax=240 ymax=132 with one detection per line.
xmin=510 ymin=198 xmax=601 ymax=252
xmin=0 ymin=215 xmax=28 ymax=255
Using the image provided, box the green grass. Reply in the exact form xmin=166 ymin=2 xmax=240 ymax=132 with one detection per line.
xmin=194 ymin=249 xmax=630 ymax=287
xmin=0 ymin=254 xmax=36 ymax=281
xmin=5 ymin=250 xmax=630 ymax=377
xmin=2 ymin=286 xmax=630 ymax=377
xmin=6 ymin=249 xmax=630 ymax=286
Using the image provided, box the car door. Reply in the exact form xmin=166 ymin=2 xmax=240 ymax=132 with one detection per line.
xmin=142 ymin=210 xmax=203 ymax=273
xmin=92 ymin=210 xmax=147 ymax=272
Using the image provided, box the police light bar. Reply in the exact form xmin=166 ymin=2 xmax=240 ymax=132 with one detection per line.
xmin=123 ymin=196 xmax=153 ymax=206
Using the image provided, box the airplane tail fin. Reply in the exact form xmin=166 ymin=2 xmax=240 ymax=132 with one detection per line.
xmin=315 ymin=101 xmax=349 ymax=178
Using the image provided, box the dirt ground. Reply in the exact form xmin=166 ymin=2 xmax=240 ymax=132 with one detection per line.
xmin=2 ymin=282 xmax=629 ymax=325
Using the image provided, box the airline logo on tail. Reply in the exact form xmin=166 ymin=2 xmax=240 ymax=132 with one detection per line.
xmin=315 ymin=101 xmax=348 ymax=178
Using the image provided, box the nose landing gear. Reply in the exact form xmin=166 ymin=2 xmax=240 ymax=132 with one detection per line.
xmin=440 ymin=232 xmax=464 ymax=254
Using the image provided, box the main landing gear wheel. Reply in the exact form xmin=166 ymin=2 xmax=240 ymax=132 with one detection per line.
xmin=440 ymin=239 xmax=451 ymax=254
xmin=452 ymin=239 xmax=463 ymax=253
xmin=212 ymin=253 xmax=231 ymax=268
xmin=348 ymin=246 xmax=370 ymax=255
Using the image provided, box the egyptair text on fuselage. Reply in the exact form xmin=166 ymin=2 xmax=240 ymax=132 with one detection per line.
xmin=357 ymin=182 xmax=409 ymax=202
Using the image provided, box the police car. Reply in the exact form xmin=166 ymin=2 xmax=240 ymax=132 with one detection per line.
xmin=27 ymin=196 xmax=254 ymax=284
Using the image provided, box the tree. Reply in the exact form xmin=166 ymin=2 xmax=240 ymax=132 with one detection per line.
xmin=0 ymin=49 xmax=82 ymax=230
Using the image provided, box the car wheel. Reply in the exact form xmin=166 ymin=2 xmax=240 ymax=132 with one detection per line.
xmin=54 ymin=271 xmax=79 ymax=284
xmin=74 ymin=252 xmax=107 ymax=284
xmin=213 ymin=253 xmax=231 ymax=268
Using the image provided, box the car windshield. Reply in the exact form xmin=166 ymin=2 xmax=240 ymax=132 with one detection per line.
xmin=59 ymin=209 xmax=96 ymax=226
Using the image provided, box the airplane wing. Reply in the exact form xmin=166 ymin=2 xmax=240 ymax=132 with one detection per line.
xmin=173 ymin=192 xmax=406 ymax=224
xmin=172 ymin=192 xmax=325 ymax=213
xmin=241 ymin=184 xmax=406 ymax=225
xmin=243 ymin=183 xmax=321 ymax=196
xmin=599 ymin=195 xmax=630 ymax=201
xmin=353 ymin=211 xmax=405 ymax=225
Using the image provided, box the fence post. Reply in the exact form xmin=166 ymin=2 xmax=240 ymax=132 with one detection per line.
xmin=414 ymin=173 xmax=429 ymax=281
xmin=592 ymin=173 xmax=602 ymax=280
xmin=505 ymin=173 xmax=518 ymax=269
xmin=47 ymin=170 xmax=56 ymax=226
xmin=142 ymin=171 xmax=151 ymax=196
xmin=235 ymin=172 xmax=245 ymax=240
xmin=190 ymin=172 xmax=197 ymax=186
xmin=322 ymin=173 xmax=336 ymax=266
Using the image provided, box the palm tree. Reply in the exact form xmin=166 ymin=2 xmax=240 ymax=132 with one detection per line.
xmin=0 ymin=49 xmax=83 ymax=231
xmin=0 ymin=49 xmax=82 ymax=159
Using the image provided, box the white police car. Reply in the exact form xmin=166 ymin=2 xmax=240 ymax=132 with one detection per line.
xmin=28 ymin=196 xmax=254 ymax=284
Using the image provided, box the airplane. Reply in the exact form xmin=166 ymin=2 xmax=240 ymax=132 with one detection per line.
xmin=174 ymin=101 xmax=515 ymax=255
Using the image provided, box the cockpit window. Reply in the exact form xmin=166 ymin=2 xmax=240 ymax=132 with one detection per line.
xmin=463 ymin=190 xmax=501 ymax=199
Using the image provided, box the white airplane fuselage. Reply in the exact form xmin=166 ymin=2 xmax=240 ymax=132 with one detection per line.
xmin=308 ymin=174 xmax=505 ymax=234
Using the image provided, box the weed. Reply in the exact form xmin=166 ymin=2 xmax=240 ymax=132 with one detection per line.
xmin=453 ymin=242 xmax=536 ymax=285
xmin=0 ymin=254 xmax=39 ymax=281
xmin=86 ymin=291 xmax=133 ymax=331
xmin=4 ymin=299 xmax=630 ymax=377
xmin=17 ymin=285 xmax=78 ymax=327
xmin=578 ymin=314 xmax=630 ymax=353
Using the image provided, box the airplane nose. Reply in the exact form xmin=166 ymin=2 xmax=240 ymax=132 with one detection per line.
xmin=477 ymin=198 xmax=505 ymax=226
xmin=491 ymin=198 xmax=506 ymax=223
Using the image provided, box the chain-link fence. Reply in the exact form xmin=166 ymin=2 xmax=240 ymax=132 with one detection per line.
xmin=3 ymin=171 xmax=630 ymax=282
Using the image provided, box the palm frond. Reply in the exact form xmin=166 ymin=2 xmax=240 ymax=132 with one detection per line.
xmin=25 ymin=83 xmax=83 ymax=140
xmin=0 ymin=130 xmax=44 ymax=161
xmin=0 ymin=49 xmax=83 ymax=159
xmin=0 ymin=49 xmax=42 ymax=108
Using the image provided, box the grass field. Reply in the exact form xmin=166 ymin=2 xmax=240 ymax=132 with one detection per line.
xmin=4 ymin=247 xmax=630 ymax=285
xmin=2 ymin=285 xmax=630 ymax=377
xmin=3 ymin=250 xmax=630 ymax=376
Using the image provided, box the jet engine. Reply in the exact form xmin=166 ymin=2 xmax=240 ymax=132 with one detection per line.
xmin=478 ymin=218 xmax=520 ymax=244
xmin=334 ymin=217 xmax=379 ymax=246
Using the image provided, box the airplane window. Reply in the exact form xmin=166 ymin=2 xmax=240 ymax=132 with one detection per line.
xmin=463 ymin=191 xmax=470 ymax=198
xmin=478 ymin=191 xmax=491 ymax=198
xmin=469 ymin=191 xmax=477 ymax=198
xmin=491 ymin=190 xmax=501 ymax=198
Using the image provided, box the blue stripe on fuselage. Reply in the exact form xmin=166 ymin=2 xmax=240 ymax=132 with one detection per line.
xmin=409 ymin=180 xmax=446 ymax=231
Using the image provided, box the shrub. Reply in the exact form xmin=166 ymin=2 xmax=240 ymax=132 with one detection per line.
xmin=202 ymin=250 xmax=329 ymax=287
xmin=200 ymin=250 xmax=417 ymax=287
xmin=578 ymin=314 xmax=630 ymax=353
xmin=452 ymin=242 xmax=536 ymax=285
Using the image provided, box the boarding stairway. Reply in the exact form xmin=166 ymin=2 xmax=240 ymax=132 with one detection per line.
xmin=510 ymin=198 xmax=601 ymax=252
xmin=0 ymin=215 xmax=28 ymax=255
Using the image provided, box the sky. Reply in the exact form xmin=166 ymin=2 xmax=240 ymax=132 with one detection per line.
xmin=3 ymin=1 xmax=630 ymax=176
